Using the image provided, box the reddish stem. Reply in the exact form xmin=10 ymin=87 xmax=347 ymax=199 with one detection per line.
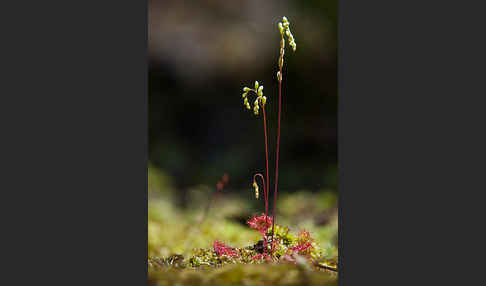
xmin=201 ymin=176 xmax=227 ymax=224
xmin=271 ymin=63 xmax=283 ymax=255
xmin=262 ymin=106 xmax=270 ymax=216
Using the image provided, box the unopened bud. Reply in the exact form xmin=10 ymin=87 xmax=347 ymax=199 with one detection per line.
xmin=253 ymin=181 xmax=259 ymax=199
xmin=278 ymin=22 xmax=284 ymax=35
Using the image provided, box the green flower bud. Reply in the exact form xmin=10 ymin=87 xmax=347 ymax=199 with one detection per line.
xmin=253 ymin=182 xmax=259 ymax=199
xmin=258 ymin=86 xmax=263 ymax=94
xmin=282 ymin=16 xmax=288 ymax=23
xmin=254 ymin=81 xmax=259 ymax=90
xmin=243 ymin=87 xmax=251 ymax=92
xmin=278 ymin=22 xmax=284 ymax=35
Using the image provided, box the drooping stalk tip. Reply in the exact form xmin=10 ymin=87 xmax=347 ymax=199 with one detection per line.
xmin=252 ymin=173 xmax=268 ymax=216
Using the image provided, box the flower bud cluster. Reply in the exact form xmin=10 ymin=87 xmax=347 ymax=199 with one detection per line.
xmin=241 ymin=81 xmax=267 ymax=115
xmin=280 ymin=16 xmax=296 ymax=52
xmin=277 ymin=16 xmax=297 ymax=81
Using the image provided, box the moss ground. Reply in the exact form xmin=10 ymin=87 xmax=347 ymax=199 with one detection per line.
xmin=148 ymin=169 xmax=338 ymax=285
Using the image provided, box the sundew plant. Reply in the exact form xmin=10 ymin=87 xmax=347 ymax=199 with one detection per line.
xmin=148 ymin=17 xmax=338 ymax=279
xmin=194 ymin=13 xmax=337 ymax=267
xmin=242 ymin=16 xmax=298 ymax=256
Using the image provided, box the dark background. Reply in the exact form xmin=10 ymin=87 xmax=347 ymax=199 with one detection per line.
xmin=3 ymin=0 xmax=484 ymax=285
xmin=149 ymin=0 xmax=338 ymax=203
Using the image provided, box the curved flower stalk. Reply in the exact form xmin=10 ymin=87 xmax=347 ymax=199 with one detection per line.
xmin=248 ymin=174 xmax=272 ymax=255
xmin=242 ymin=81 xmax=270 ymax=215
xmin=252 ymin=173 xmax=269 ymax=216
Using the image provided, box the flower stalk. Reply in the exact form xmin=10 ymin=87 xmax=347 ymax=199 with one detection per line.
xmin=271 ymin=16 xmax=296 ymax=255
xmin=241 ymin=16 xmax=296 ymax=257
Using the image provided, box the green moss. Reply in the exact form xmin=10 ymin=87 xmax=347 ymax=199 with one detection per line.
xmin=148 ymin=188 xmax=338 ymax=285
xmin=148 ymin=263 xmax=338 ymax=286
